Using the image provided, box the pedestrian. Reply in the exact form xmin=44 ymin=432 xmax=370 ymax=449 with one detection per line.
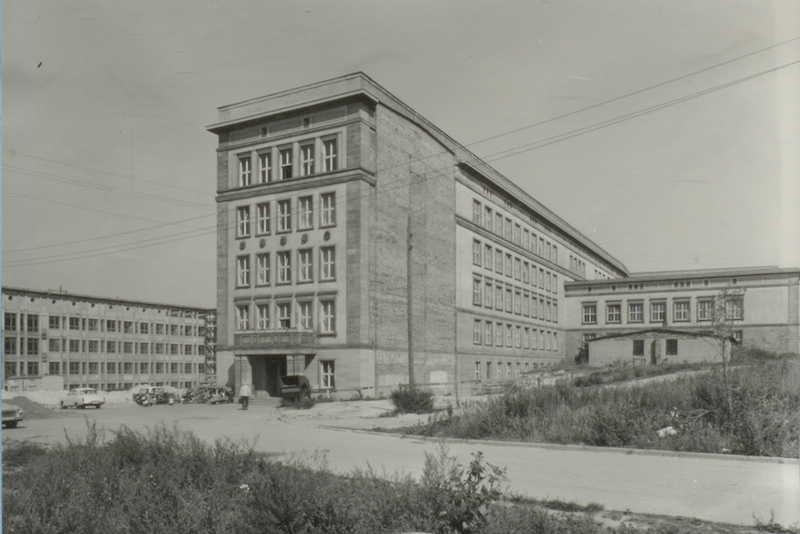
xmin=239 ymin=383 xmax=251 ymax=410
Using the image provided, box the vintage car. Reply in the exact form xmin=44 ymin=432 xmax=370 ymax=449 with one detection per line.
xmin=133 ymin=386 xmax=176 ymax=405
xmin=2 ymin=402 xmax=24 ymax=428
xmin=280 ymin=375 xmax=311 ymax=399
xmin=61 ymin=387 xmax=105 ymax=409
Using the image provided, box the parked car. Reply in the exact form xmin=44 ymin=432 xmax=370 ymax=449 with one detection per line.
xmin=183 ymin=386 xmax=232 ymax=404
xmin=2 ymin=402 xmax=24 ymax=428
xmin=133 ymin=386 xmax=176 ymax=405
xmin=280 ymin=375 xmax=310 ymax=399
xmin=61 ymin=388 xmax=105 ymax=409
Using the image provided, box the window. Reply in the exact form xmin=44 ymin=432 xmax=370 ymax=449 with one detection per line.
xmin=49 ymin=316 xmax=60 ymax=329
xmin=633 ymin=339 xmax=644 ymax=356
xmin=495 ymin=249 xmax=503 ymax=274
xmin=170 ymin=344 xmax=179 ymax=355
xmin=733 ymin=330 xmax=743 ymax=343
xmin=485 ymin=322 xmax=493 ymax=345
xmin=506 ymin=324 xmax=513 ymax=346
xmin=277 ymin=302 xmax=291 ymax=329
xmin=514 ymin=224 xmax=521 ymax=245
xmin=473 ymin=319 xmax=481 ymax=344
xmin=184 ymin=363 xmax=193 ymax=373
xmin=298 ymin=302 xmax=312 ymax=331
xmin=69 ymin=362 xmax=80 ymax=375
xmin=666 ymin=339 xmax=678 ymax=356
xmin=26 ymin=315 xmax=39 ymax=332
xmin=300 ymin=143 xmax=314 ymax=176
xmin=107 ymin=362 xmax=117 ymax=374
xmin=552 ymin=245 xmax=558 ymax=264
xmin=495 ymin=213 xmax=503 ymax=235
xmin=523 ymin=262 xmax=530 ymax=284
xmin=651 ymin=301 xmax=666 ymax=323
xmin=484 ymin=245 xmax=492 ymax=270
xmin=238 ymin=155 xmax=252 ymax=187
xmin=320 ymin=360 xmax=335 ymax=389
xmin=472 ymin=200 xmax=482 ymax=224
xmin=259 ymin=152 xmax=272 ymax=183
xmin=49 ymin=338 xmax=61 ymax=352
xmin=473 ymin=240 xmax=481 ymax=265
xmin=155 ymin=343 xmax=164 ymax=354
xmin=606 ymin=304 xmax=621 ymax=324
xmin=726 ymin=298 xmax=743 ymax=320
xmin=4 ymin=313 xmax=17 ymax=331
xmin=236 ymin=305 xmax=250 ymax=331
xmin=140 ymin=362 xmax=149 ymax=373
xmin=171 ymin=324 xmax=180 ymax=336
xmin=505 ymin=254 xmax=512 ymax=277
xmin=277 ymin=251 xmax=292 ymax=284
xmin=320 ymin=301 xmax=336 ymax=334
xmin=89 ymin=340 xmax=100 ymax=353
xmin=673 ymin=301 xmax=690 ymax=322
xmin=279 ymin=147 xmax=292 ymax=180
xmin=237 ymin=206 xmax=250 ymax=237
xmin=582 ymin=304 xmax=597 ymax=324
xmin=27 ymin=338 xmax=39 ymax=355
xmin=298 ymin=249 xmax=313 ymax=283
xmin=277 ymin=200 xmax=292 ymax=232
xmin=515 ymin=326 xmax=521 ymax=348
xmin=505 ymin=288 xmax=512 ymax=313
xmin=495 ymin=284 xmax=503 ymax=310
xmin=629 ymin=302 xmax=643 ymax=323
xmin=484 ymin=207 xmax=492 ymax=231
xmin=475 ymin=362 xmax=481 ymax=380
xmin=484 ymin=281 xmax=493 ymax=308
xmin=49 ymin=362 xmax=61 ymax=375
xmin=539 ymin=268 xmax=545 ymax=289
xmin=123 ymin=362 xmax=134 ymax=374
xmin=156 ymin=323 xmax=164 ymax=335
xmin=698 ymin=299 xmax=714 ymax=321
xmin=552 ymin=274 xmax=558 ymax=294
xmin=320 ymin=247 xmax=336 ymax=280
xmin=4 ymin=338 xmax=17 ymax=355
xmin=184 ymin=344 xmax=192 ymax=355
xmin=298 ymin=196 xmax=313 ymax=230
xmin=321 ymin=192 xmax=336 ymax=227
xmin=524 ymin=328 xmax=530 ymax=348
xmin=515 ymin=258 xmax=521 ymax=280
xmin=257 ymin=253 xmax=270 ymax=286
xmin=472 ymin=279 xmax=482 ymax=306
xmin=170 ymin=363 xmax=179 ymax=374
xmin=27 ymin=362 xmax=39 ymax=376
xmin=69 ymin=317 xmax=81 ymax=330
xmin=257 ymin=203 xmax=271 ymax=235
xmin=237 ymin=255 xmax=250 ymax=287
xmin=140 ymin=343 xmax=149 ymax=354
xmin=156 ymin=363 xmax=165 ymax=373
xmin=553 ymin=300 xmax=558 ymax=323
xmin=124 ymin=321 xmax=133 ymax=334
xmin=505 ymin=218 xmax=512 ymax=240
xmin=323 ymin=139 xmax=338 ymax=172
xmin=514 ymin=290 xmax=521 ymax=315
xmin=522 ymin=292 xmax=529 ymax=316
xmin=539 ymin=237 xmax=545 ymax=257
xmin=88 ymin=319 xmax=98 ymax=331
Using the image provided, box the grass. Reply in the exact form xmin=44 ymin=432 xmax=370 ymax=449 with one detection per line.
xmin=412 ymin=358 xmax=799 ymax=458
xmin=3 ymin=424 xmax=794 ymax=533
xmin=390 ymin=384 xmax=436 ymax=414
xmin=571 ymin=362 xmax=706 ymax=387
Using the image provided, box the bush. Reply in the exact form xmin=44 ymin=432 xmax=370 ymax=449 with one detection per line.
xmin=390 ymin=384 xmax=436 ymax=414
xmin=280 ymin=395 xmax=316 ymax=409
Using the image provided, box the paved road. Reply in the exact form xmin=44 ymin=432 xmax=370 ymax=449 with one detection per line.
xmin=3 ymin=402 xmax=798 ymax=527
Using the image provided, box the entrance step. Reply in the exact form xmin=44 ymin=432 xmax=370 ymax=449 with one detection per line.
xmin=247 ymin=397 xmax=281 ymax=406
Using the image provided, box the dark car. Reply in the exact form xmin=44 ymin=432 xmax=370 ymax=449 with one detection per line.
xmin=2 ymin=402 xmax=24 ymax=428
xmin=280 ymin=375 xmax=310 ymax=399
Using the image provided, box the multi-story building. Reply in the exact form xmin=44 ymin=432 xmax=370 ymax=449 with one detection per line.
xmin=208 ymin=72 xmax=629 ymax=397
xmin=565 ymin=267 xmax=800 ymax=359
xmin=1 ymin=287 xmax=216 ymax=392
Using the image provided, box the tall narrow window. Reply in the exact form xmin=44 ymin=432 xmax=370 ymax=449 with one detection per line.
xmin=300 ymin=143 xmax=314 ymax=176
xmin=236 ymin=305 xmax=250 ymax=331
xmin=298 ymin=301 xmax=312 ymax=331
xmin=473 ymin=319 xmax=482 ymax=344
xmin=651 ymin=301 xmax=666 ymax=323
xmin=484 ymin=245 xmax=492 ymax=270
xmin=321 ymin=192 xmax=336 ymax=226
xmin=320 ymin=360 xmax=335 ymax=388
xmin=277 ymin=302 xmax=291 ymax=329
xmin=473 ymin=200 xmax=482 ymax=224
xmin=484 ymin=207 xmax=492 ymax=231
xmin=606 ymin=304 xmax=621 ymax=324
xmin=256 ymin=253 xmax=270 ymax=286
xmin=236 ymin=206 xmax=250 ymax=237
xmin=257 ymin=203 xmax=270 ymax=235
xmin=298 ymin=249 xmax=313 ymax=283
xmin=298 ymin=196 xmax=313 ymax=230
xmin=473 ymin=279 xmax=482 ymax=306
xmin=323 ymin=139 xmax=338 ymax=172
xmin=277 ymin=200 xmax=291 ymax=232
xmin=236 ymin=256 xmax=250 ymax=287
xmin=277 ymin=251 xmax=291 ymax=284
xmin=279 ymin=148 xmax=292 ymax=180
xmin=238 ymin=155 xmax=252 ymax=187
xmin=320 ymin=301 xmax=336 ymax=334
xmin=473 ymin=240 xmax=482 ymax=265
xmin=485 ymin=322 xmax=493 ymax=345
xmin=320 ymin=247 xmax=336 ymax=280
xmin=484 ymin=281 xmax=493 ymax=308
xmin=259 ymin=152 xmax=272 ymax=183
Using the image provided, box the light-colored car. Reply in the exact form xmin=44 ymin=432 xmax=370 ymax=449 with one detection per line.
xmin=61 ymin=388 xmax=105 ymax=409
xmin=2 ymin=402 xmax=24 ymax=428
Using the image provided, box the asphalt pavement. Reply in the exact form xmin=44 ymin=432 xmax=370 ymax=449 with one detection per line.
xmin=2 ymin=400 xmax=798 ymax=527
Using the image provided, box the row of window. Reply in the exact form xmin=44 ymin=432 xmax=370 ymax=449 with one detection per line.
xmin=472 ymin=240 xmax=558 ymax=293
xmin=238 ymin=136 xmax=338 ymax=187
xmin=472 ymin=199 xmax=559 ymax=264
xmin=3 ymin=337 xmax=205 ymax=356
xmin=570 ymin=255 xmax=587 ymax=278
xmin=581 ymin=297 xmax=743 ymax=325
xmin=235 ymin=299 xmax=336 ymax=334
xmin=236 ymin=192 xmax=336 ymax=238
xmin=236 ymin=247 xmax=336 ymax=287
xmin=472 ymin=319 xmax=558 ymax=351
xmin=473 ymin=360 xmax=553 ymax=381
xmin=3 ymin=313 xmax=204 ymax=336
xmin=472 ymin=276 xmax=558 ymax=323
xmin=3 ymin=361 xmax=205 ymax=378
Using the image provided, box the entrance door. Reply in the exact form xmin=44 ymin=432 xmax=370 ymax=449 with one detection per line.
xmin=265 ymin=357 xmax=287 ymax=397
xmin=650 ymin=340 xmax=659 ymax=365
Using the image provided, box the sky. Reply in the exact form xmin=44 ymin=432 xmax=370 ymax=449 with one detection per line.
xmin=2 ymin=0 xmax=799 ymax=308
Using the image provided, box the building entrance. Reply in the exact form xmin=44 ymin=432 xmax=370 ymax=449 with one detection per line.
xmin=249 ymin=354 xmax=312 ymax=397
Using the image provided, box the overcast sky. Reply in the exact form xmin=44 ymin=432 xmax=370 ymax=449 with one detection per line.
xmin=2 ymin=0 xmax=798 ymax=308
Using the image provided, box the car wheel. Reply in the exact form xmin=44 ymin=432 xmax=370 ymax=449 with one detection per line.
xmin=95 ymin=405 xmax=102 ymax=409
xmin=78 ymin=404 xmax=86 ymax=409
xmin=4 ymin=422 xmax=17 ymax=428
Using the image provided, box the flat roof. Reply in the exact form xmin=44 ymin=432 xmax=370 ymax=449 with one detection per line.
xmin=208 ymin=72 xmax=628 ymax=276
xmin=565 ymin=266 xmax=800 ymax=288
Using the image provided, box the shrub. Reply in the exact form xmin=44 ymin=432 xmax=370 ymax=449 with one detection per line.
xmin=280 ymin=395 xmax=316 ymax=409
xmin=390 ymin=384 xmax=436 ymax=414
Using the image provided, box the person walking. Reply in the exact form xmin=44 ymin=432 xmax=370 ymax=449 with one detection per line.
xmin=239 ymin=383 xmax=251 ymax=410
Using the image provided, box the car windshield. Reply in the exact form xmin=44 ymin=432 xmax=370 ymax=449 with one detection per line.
xmin=83 ymin=389 xmax=98 ymax=395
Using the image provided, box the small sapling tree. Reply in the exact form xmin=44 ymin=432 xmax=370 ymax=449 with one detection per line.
xmin=712 ymin=286 xmax=745 ymax=415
